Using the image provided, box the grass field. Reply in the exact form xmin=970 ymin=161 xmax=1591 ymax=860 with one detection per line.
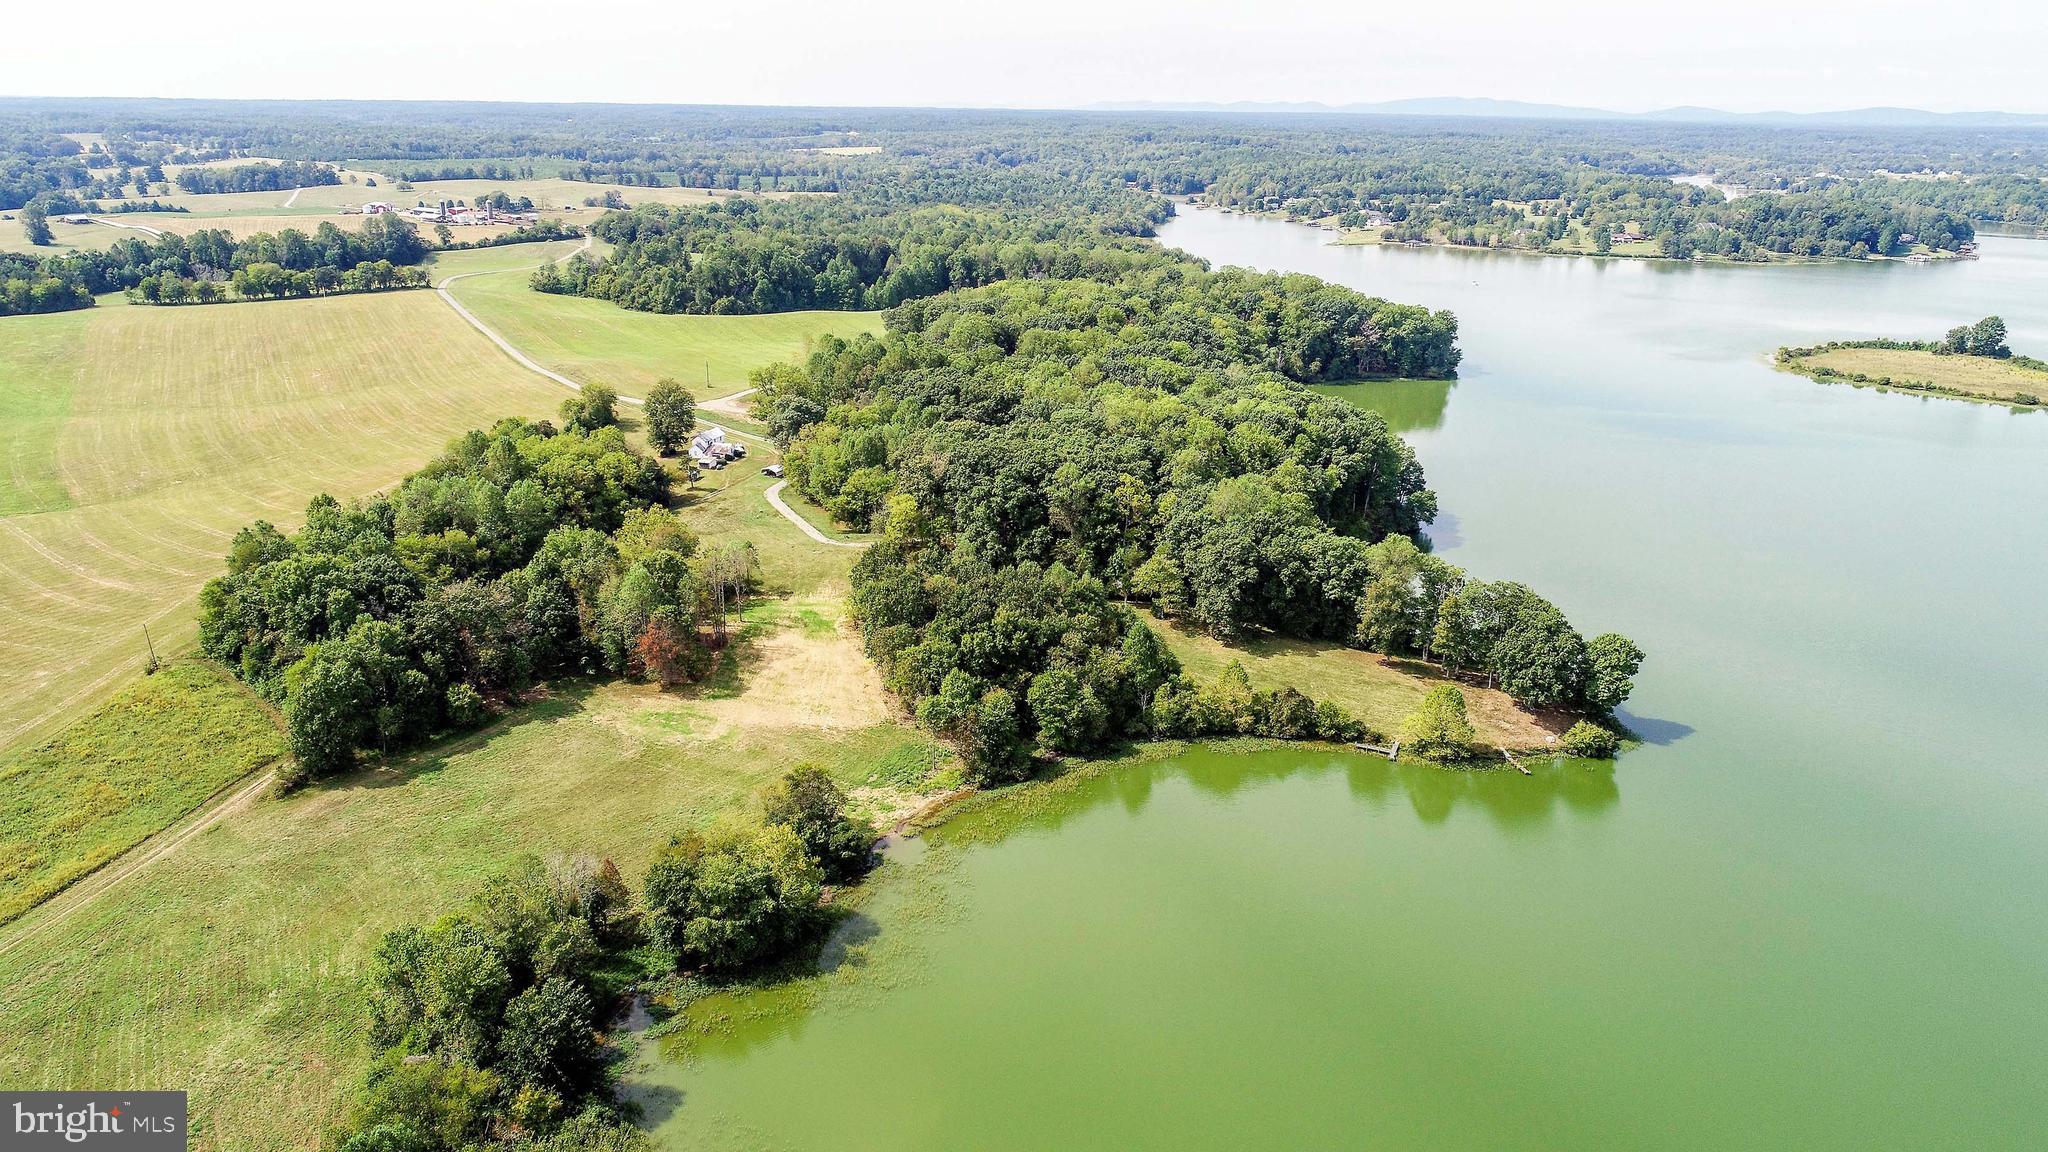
xmin=439 ymin=249 xmax=882 ymax=399
xmin=1786 ymin=346 xmax=2048 ymax=405
xmin=0 ymin=455 xmax=941 ymax=1151
xmin=0 ymin=171 xmax=802 ymax=256
xmin=0 ymin=661 xmax=285 ymax=925
xmin=110 ymin=175 xmax=776 ymax=220
xmin=1153 ymin=616 xmax=1567 ymax=749
xmin=0 ymin=214 xmax=164 ymax=255
xmin=0 ymin=291 xmax=564 ymax=755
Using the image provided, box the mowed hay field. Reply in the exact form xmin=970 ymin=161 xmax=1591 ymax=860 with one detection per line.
xmin=0 ymin=470 xmax=944 ymax=1152
xmin=0 ymin=214 xmax=171 ymax=255
xmin=0 ymin=292 xmax=564 ymax=753
xmin=440 ymin=248 xmax=883 ymax=398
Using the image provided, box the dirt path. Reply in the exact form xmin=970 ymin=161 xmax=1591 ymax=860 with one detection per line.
xmin=433 ymin=239 xmax=614 ymax=400
xmin=697 ymin=386 xmax=757 ymax=421
xmin=0 ymin=768 xmax=278 ymax=959
xmin=433 ymin=242 xmax=865 ymax=547
xmin=766 ymin=480 xmax=868 ymax=549
xmin=88 ymin=217 xmax=165 ymax=238
xmin=282 ymin=186 xmax=302 ymax=208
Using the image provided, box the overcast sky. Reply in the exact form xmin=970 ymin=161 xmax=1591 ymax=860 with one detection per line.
xmin=6 ymin=0 xmax=2045 ymax=114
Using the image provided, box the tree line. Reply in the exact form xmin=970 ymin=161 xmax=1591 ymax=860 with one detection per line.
xmin=1 ymin=214 xmax=429 ymax=314
xmin=172 ymin=159 xmax=340 ymax=194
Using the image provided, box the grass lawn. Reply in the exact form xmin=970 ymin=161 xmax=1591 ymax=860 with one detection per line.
xmin=0 ymin=661 xmax=285 ymax=925
xmin=1152 ymin=615 xmax=1567 ymax=750
xmin=440 ymin=253 xmax=882 ymax=399
xmin=0 ymin=291 xmax=565 ymax=756
xmin=0 ymin=452 xmax=939 ymax=1151
xmin=1788 ymin=346 xmax=2048 ymax=406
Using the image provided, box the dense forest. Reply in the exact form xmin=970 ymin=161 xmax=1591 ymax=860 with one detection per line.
xmin=744 ymin=267 xmax=1625 ymax=778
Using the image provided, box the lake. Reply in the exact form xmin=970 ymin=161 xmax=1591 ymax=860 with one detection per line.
xmin=626 ymin=211 xmax=2048 ymax=1149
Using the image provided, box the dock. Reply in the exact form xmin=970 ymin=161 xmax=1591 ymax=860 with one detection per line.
xmin=1351 ymin=739 xmax=1400 ymax=761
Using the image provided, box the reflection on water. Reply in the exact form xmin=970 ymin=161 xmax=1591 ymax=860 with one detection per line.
xmin=936 ymin=745 xmax=1620 ymax=848
xmin=627 ymin=210 xmax=2048 ymax=1152
xmin=1308 ymin=378 xmax=1454 ymax=433
xmin=1611 ymin=707 xmax=1696 ymax=747
xmin=628 ymin=744 xmax=1623 ymax=1099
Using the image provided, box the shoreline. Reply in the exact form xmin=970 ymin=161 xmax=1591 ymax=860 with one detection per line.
xmin=1179 ymin=202 xmax=1972 ymax=268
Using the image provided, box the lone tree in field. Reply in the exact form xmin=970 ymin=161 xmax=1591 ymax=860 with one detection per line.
xmin=643 ymin=377 xmax=695 ymax=454
xmin=21 ymin=202 xmax=54 ymax=246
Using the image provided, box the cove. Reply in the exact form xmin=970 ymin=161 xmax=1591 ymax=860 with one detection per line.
xmin=624 ymin=210 xmax=2048 ymax=1150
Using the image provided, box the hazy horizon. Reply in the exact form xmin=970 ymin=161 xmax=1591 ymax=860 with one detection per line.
xmin=5 ymin=0 xmax=2045 ymax=116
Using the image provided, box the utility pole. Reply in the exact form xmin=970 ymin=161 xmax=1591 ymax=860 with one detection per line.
xmin=143 ymin=624 xmax=160 ymax=674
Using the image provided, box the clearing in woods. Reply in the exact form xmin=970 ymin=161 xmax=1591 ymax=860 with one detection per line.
xmin=0 ymin=291 xmax=565 ymax=755
xmin=0 ymin=462 xmax=944 ymax=1152
xmin=434 ymin=244 xmax=884 ymax=399
xmin=1154 ymin=616 xmax=1569 ymax=750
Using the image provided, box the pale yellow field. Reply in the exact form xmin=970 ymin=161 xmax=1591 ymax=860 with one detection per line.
xmin=1797 ymin=346 xmax=2048 ymax=403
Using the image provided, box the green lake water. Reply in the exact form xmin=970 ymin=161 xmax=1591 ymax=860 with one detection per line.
xmin=627 ymin=212 xmax=2048 ymax=1149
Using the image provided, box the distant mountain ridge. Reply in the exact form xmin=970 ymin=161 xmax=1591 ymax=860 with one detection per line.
xmin=1085 ymin=97 xmax=2048 ymax=128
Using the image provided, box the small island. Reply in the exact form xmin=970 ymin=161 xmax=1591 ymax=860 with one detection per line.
xmin=1775 ymin=316 xmax=2047 ymax=408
